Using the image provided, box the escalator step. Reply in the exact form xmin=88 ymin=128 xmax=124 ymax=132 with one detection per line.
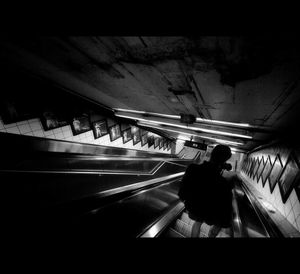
xmin=173 ymin=219 xmax=192 ymax=237
xmin=164 ymin=228 xmax=186 ymax=238
xmin=180 ymin=212 xmax=192 ymax=224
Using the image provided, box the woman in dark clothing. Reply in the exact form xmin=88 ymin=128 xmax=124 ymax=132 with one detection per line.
xmin=179 ymin=145 xmax=234 ymax=237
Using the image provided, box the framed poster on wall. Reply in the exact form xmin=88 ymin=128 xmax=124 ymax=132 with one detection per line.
xmin=269 ymin=154 xmax=284 ymax=193
xmin=159 ymin=138 xmax=164 ymax=149
xmin=256 ymin=156 xmax=266 ymax=183
xmin=148 ymin=135 xmax=154 ymax=148
xmin=167 ymin=141 xmax=171 ymax=151
xmin=252 ymin=158 xmax=260 ymax=180
xmin=248 ymin=158 xmax=255 ymax=177
xmin=122 ymin=128 xmax=133 ymax=144
xmin=261 ymin=156 xmax=273 ymax=187
xmin=246 ymin=158 xmax=251 ymax=175
xmin=92 ymin=119 xmax=108 ymax=139
xmin=163 ymin=140 xmax=167 ymax=150
xmin=0 ymin=98 xmax=37 ymax=124
xmin=70 ymin=113 xmax=91 ymax=136
xmin=246 ymin=158 xmax=251 ymax=174
xmin=108 ymin=124 xmax=121 ymax=142
xmin=141 ymin=134 xmax=148 ymax=147
xmin=154 ymin=137 xmax=159 ymax=148
xmin=242 ymin=158 xmax=248 ymax=173
xmin=278 ymin=152 xmax=300 ymax=203
xmin=40 ymin=109 xmax=69 ymax=131
xmin=132 ymin=129 xmax=141 ymax=145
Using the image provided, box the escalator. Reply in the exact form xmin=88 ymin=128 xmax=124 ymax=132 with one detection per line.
xmin=0 ymin=133 xmax=192 ymax=238
xmin=157 ymin=176 xmax=299 ymax=238
xmin=2 ymin=133 xmax=298 ymax=239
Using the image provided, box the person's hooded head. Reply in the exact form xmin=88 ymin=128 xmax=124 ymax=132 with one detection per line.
xmin=210 ymin=145 xmax=232 ymax=168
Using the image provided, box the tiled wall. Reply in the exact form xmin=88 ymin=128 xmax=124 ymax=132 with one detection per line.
xmin=0 ymin=116 xmax=172 ymax=154
xmin=175 ymin=141 xmax=185 ymax=155
xmin=240 ymin=143 xmax=300 ymax=232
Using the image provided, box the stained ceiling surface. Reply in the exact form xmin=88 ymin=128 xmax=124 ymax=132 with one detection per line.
xmin=1 ymin=36 xmax=300 ymax=151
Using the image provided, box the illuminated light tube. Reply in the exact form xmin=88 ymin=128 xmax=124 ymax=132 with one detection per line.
xmin=196 ymin=117 xmax=250 ymax=128
xmin=138 ymin=122 xmax=244 ymax=146
xmin=177 ymin=136 xmax=243 ymax=146
xmin=118 ymin=113 xmax=252 ymax=139
xmin=114 ymin=108 xmax=251 ymax=128
xmin=114 ymin=108 xmax=180 ymax=119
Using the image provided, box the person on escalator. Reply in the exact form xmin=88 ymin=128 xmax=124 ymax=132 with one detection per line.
xmin=178 ymin=144 xmax=235 ymax=238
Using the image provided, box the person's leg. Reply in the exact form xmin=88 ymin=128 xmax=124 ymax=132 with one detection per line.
xmin=208 ymin=225 xmax=222 ymax=238
xmin=191 ymin=221 xmax=203 ymax=238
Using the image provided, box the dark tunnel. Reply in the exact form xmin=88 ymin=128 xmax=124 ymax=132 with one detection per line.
xmin=1 ymin=36 xmax=300 ymax=239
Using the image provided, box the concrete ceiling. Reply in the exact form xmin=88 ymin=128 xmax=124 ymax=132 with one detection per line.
xmin=1 ymin=36 xmax=300 ymax=151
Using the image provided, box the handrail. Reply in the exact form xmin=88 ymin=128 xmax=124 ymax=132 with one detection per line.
xmin=137 ymin=201 xmax=185 ymax=238
xmin=0 ymin=132 xmax=179 ymax=158
xmin=93 ymin=172 xmax=185 ymax=199
xmin=42 ymin=173 xmax=185 ymax=219
xmin=231 ymin=188 xmax=245 ymax=237
xmin=237 ymin=179 xmax=284 ymax=237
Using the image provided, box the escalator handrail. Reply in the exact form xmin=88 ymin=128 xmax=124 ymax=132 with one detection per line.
xmin=231 ymin=188 xmax=246 ymax=237
xmin=94 ymin=172 xmax=185 ymax=199
xmin=237 ymin=179 xmax=284 ymax=237
xmin=46 ymin=172 xmax=186 ymax=217
xmin=137 ymin=201 xmax=185 ymax=238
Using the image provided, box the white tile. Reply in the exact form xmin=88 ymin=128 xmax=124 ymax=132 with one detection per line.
xmin=61 ymin=126 xmax=70 ymax=132
xmin=27 ymin=118 xmax=39 ymax=124
xmin=292 ymin=199 xmax=300 ymax=217
xmin=62 ymin=130 xmax=72 ymax=139
xmin=0 ymin=128 xmax=7 ymax=132
xmin=287 ymin=208 xmax=297 ymax=224
xmin=276 ymin=202 xmax=285 ymax=216
xmin=73 ymin=136 xmax=80 ymax=141
xmin=44 ymin=129 xmax=54 ymax=136
xmin=53 ymin=128 xmax=63 ymax=135
xmin=296 ymin=215 xmax=300 ymax=231
xmin=16 ymin=120 xmax=28 ymax=126
xmin=18 ymin=124 xmax=32 ymax=134
xmin=33 ymin=130 xmax=45 ymax=137
xmin=6 ymin=127 xmax=20 ymax=134
xmin=45 ymin=134 xmax=55 ymax=139
xmin=284 ymin=199 xmax=293 ymax=217
xmin=4 ymin=122 xmax=18 ymax=128
xmin=29 ymin=121 xmax=42 ymax=131
xmin=289 ymin=190 xmax=298 ymax=208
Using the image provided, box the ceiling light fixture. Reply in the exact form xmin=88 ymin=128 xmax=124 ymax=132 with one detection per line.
xmin=137 ymin=122 xmax=245 ymax=146
xmin=114 ymin=108 xmax=251 ymax=128
xmin=116 ymin=114 xmax=252 ymax=139
xmin=196 ymin=118 xmax=250 ymax=127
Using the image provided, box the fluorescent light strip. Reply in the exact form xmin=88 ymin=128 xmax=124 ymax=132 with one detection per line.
xmin=114 ymin=108 xmax=180 ymax=119
xmin=117 ymin=114 xmax=252 ymax=139
xmin=114 ymin=108 xmax=250 ymax=128
xmin=177 ymin=136 xmax=243 ymax=146
xmin=138 ymin=122 xmax=244 ymax=146
xmin=196 ymin=117 xmax=250 ymax=127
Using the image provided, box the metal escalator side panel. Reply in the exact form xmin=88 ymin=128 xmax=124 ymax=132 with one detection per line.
xmin=231 ymin=188 xmax=247 ymax=237
xmin=138 ymin=201 xmax=185 ymax=238
xmin=236 ymin=178 xmax=285 ymax=238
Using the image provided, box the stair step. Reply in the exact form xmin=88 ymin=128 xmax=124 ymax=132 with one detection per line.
xmin=164 ymin=228 xmax=186 ymax=238
xmin=173 ymin=219 xmax=192 ymax=237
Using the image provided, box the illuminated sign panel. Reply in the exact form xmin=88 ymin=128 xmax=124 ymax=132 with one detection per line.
xmin=184 ymin=140 xmax=207 ymax=151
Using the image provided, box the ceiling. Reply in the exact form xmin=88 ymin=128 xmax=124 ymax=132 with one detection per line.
xmin=1 ymin=36 xmax=300 ymax=151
